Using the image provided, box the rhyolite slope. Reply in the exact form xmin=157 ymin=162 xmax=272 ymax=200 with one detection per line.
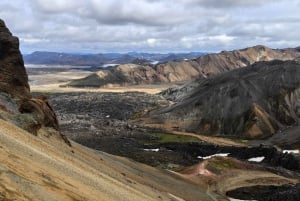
xmin=148 ymin=60 xmax=300 ymax=139
xmin=67 ymin=45 xmax=300 ymax=87
xmin=0 ymin=18 xmax=221 ymax=201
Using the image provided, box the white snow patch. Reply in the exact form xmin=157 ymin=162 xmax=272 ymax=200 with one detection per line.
xmin=228 ymin=198 xmax=257 ymax=201
xmin=168 ymin=193 xmax=186 ymax=201
xmin=197 ymin=153 xmax=230 ymax=160
xmin=102 ymin=63 xmax=119 ymax=68
xmin=150 ymin=60 xmax=159 ymax=65
xmin=143 ymin=148 xmax=159 ymax=152
xmin=247 ymin=156 xmax=265 ymax=162
xmin=283 ymin=150 xmax=299 ymax=154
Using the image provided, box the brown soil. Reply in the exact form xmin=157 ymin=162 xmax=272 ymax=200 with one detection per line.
xmin=0 ymin=119 xmax=216 ymax=201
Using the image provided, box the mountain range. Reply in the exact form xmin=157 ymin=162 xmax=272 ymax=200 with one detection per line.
xmin=66 ymin=45 xmax=300 ymax=88
xmin=0 ymin=18 xmax=216 ymax=201
xmin=1 ymin=17 xmax=300 ymax=201
xmin=146 ymin=60 xmax=300 ymax=148
xmin=23 ymin=51 xmax=206 ymax=66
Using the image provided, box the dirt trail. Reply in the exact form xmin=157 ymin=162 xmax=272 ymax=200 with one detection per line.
xmin=171 ymin=131 xmax=247 ymax=147
xmin=140 ymin=124 xmax=247 ymax=147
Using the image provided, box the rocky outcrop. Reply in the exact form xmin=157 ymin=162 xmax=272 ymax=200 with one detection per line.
xmin=0 ymin=19 xmax=30 ymax=98
xmin=147 ymin=60 xmax=300 ymax=139
xmin=0 ymin=19 xmax=69 ymax=145
xmin=68 ymin=45 xmax=300 ymax=87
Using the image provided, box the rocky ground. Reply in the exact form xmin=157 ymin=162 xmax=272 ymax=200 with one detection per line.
xmin=3 ymin=14 xmax=298 ymax=200
xmin=39 ymin=92 xmax=300 ymax=168
xmin=34 ymin=90 xmax=300 ymax=200
xmin=227 ymin=183 xmax=300 ymax=201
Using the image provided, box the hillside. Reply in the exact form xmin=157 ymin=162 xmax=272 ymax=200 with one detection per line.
xmin=67 ymin=45 xmax=300 ymax=88
xmin=2 ymin=18 xmax=300 ymax=201
xmin=1 ymin=18 xmax=217 ymax=201
xmin=146 ymin=60 xmax=300 ymax=145
xmin=0 ymin=118 xmax=220 ymax=201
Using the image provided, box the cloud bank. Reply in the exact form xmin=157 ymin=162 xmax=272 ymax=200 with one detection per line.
xmin=0 ymin=0 xmax=299 ymax=53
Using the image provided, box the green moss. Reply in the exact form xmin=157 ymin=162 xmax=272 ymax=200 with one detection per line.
xmin=206 ymin=160 xmax=237 ymax=174
xmin=240 ymin=139 xmax=249 ymax=143
xmin=142 ymin=133 xmax=202 ymax=145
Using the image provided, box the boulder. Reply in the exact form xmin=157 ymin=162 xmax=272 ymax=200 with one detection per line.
xmin=0 ymin=19 xmax=30 ymax=99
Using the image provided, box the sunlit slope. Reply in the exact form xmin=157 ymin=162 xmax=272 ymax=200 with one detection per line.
xmin=0 ymin=119 xmax=214 ymax=201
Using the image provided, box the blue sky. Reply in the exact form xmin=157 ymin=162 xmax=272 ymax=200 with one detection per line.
xmin=1 ymin=0 xmax=300 ymax=53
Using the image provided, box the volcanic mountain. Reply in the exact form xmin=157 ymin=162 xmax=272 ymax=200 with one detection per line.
xmin=2 ymin=18 xmax=300 ymax=201
xmin=67 ymin=45 xmax=300 ymax=88
xmin=0 ymin=18 xmax=220 ymax=201
xmin=146 ymin=60 xmax=300 ymax=148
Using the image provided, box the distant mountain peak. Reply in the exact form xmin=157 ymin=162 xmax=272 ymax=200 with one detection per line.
xmin=67 ymin=45 xmax=300 ymax=88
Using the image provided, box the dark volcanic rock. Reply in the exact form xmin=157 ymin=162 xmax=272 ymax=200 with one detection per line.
xmin=45 ymin=91 xmax=300 ymax=172
xmin=149 ymin=60 xmax=300 ymax=139
xmin=43 ymin=91 xmax=169 ymax=139
xmin=0 ymin=18 xmax=69 ymax=145
xmin=0 ymin=19 xmax=30 ymax=99
xmin=227 ymin=184 xmax=300 ymax=201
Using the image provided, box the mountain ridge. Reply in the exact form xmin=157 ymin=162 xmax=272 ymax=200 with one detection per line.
xmin=67 ymin=45 xmax=300 ymax=88
xmin=0 ymin=17 xmax=216 ymax=201
xmin=24 ymin=51 xmax=206 ymax=66
xmin=145 ymin=60 xmax=300 ymax=146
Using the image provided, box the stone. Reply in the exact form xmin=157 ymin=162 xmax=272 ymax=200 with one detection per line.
xmin=0 ymin=19 xmax=30 ymax=99
xmin=0 ymin=18 xmax=70 ymax=146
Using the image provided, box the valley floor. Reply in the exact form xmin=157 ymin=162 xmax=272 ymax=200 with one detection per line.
xmin=25 ymin=67 xmax=300 ymax=201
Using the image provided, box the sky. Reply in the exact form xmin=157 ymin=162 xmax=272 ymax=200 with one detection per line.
xmin=1 ymin=0 xmax=300 ymax=54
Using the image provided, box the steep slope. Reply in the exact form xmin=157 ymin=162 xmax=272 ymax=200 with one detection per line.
xmin=0 ymin=18 xmax=220 ymax=201
xmin=0 ymin=19 xmax=68 ymax=144
xmin=146 ymin=60 xmax=300 ymax=140
xmin=68 ymin=45 xmax=300 ymax=87
xmin=0 ymin=118 xmax=219 ymax=201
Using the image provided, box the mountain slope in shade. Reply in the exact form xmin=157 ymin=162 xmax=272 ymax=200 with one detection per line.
xmin=67 ymin=45 xmax=300 ymax=88
xmin=146 ymin=60 xmax=300 ymax=142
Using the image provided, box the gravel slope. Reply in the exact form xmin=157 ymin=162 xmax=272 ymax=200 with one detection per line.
xmin=0 ymin=119 xmax=215 ymax=201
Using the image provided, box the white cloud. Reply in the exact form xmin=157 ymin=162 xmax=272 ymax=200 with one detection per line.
xmin=208 ymin=35 xmax=235 ymax=44
xmin=185 ymin=0 xmax=285 ymax=8
xmin=33 ymin=0 xmax=82 ymax=13
xmin=147 ymin=38 xmax=157 ymax=46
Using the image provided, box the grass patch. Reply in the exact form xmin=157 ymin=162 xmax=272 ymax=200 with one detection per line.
xmin=240 ymin=139 xmax=249 ymax=143
xmin=143 ymin=133 xmax=202 ymax=145
xmin=206 ymin=159 xmax=237 ymax=174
